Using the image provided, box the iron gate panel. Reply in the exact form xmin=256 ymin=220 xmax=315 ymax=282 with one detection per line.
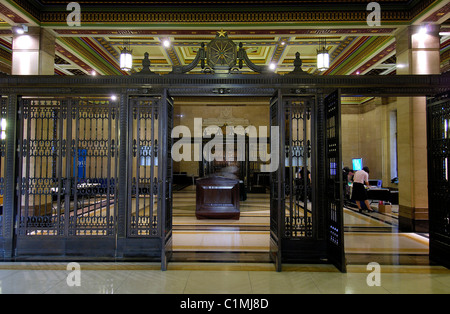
xmin=324 ymin=90 xmax=346 ymax=273
xmin=128 ymin=97 xmax=160 ymax=237
xmin=15 ymin=97 xmax=118 ymax=256
xmin=270 ymin=92 xmax=333 ymax=270
xmin=274 ymin=94 xmax=328 ymax=265
xmin=0 ymin=97 xmax=6 ymax=241
xmin=17 ymin=98 xmax=67 ymax=237
xmin=284 ymin=97 xmax=314 ymax=238
xmin=69 ymin=98 xmax=118 ymax=236
xmin=427 ymin=91 xmax=450 ymax=268
xmin=160 ymin=89 xmax=174 ymax=270
xmin=269 ymin=90 xmax=283 ymax=271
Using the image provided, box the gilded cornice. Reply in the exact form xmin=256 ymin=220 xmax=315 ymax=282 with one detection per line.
xmin=6 ymin=0 xmax=441 ymax=25
xmin=40 ymin=11 xmax=410 ymax=25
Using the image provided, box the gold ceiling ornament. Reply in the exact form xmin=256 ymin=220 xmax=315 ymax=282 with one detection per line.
xmin=217 ymin=29 xmax=227 ymax=37
xmin=207 ymin=30 xmax=236 ymax=72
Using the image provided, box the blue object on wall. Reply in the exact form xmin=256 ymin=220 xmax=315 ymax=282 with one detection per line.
xmin=74 ymin=149 xmax=87 ymax=181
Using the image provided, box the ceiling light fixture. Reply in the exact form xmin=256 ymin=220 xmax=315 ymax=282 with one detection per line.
xmin=317 ymin=38 xmax=330 ymax=71
xmin=163 ymin=39 xmax=171 ymax=48
xmin=13 ymin=24 xmax=28 ymax=35
xmin=120 ymin=39 xmax=133 ymax=71
xmin=269 ymin=62 xmax=277 ymax=71
xmin=1 ymin=118 xmax=6 ymax=140
xmin=418 ymin=25 xmax=428 ymax=35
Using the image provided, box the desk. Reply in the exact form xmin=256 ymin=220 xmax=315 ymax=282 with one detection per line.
xmin=349 ymin=185 xmax=391 ymax=203
xmin=196 ymin=176 xmax=240 ymax=219
xmin=367 ymin=187 xmax=391 ymax=204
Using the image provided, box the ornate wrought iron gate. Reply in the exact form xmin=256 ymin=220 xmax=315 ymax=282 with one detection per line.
xmin=126 ymin=91 xmax=173 ymax=269
xmin=427 ymin=91 xmax=450 ymax=268
xmin=14 ymin=97 xmax=118 ymax=256
xmin=0 ymin=92 xmax=172 ymax=266
xmin=270 ymin=89 xmax=345 ymax=272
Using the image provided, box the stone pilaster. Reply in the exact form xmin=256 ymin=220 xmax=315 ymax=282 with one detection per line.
xmin=395 ymin=24 xmax=441 ymax=232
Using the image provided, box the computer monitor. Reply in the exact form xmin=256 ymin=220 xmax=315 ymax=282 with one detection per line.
xmin=352 ymin=158 xmax=363 ymax=171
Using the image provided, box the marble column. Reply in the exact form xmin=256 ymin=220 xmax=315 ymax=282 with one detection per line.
xmin=11 ymin=26 xmax=55 ymax=75
xmin=395 ymin=24 xmax=441 ymax=232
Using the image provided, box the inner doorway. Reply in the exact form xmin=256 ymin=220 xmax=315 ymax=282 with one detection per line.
xmin=167 ymin=91 xmax=342 ymax=270
xmin=340 ymin=96 xmax=430 ymax=266
xmin=170 ymin=96 xmax=272 ymax=262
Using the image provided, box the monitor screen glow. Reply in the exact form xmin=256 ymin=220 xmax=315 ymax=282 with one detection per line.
xmin=352 ymin=158 xmax=363 ymax=171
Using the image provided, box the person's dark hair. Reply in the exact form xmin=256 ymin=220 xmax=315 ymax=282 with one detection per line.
xmin=363 ymin=166 xmax=370 ymax=173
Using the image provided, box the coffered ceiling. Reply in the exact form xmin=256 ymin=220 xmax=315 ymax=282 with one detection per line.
xmin=0 ymin=0 xmax=449 ymax=76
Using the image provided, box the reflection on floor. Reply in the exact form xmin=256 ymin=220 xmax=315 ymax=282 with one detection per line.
xmin=1 ymin=261 xmax=449 ymax=294
xmin=172 ymin=185 xmax=430 ymax=266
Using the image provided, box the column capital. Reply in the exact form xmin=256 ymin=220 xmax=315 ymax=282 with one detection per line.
xmin=409 ymin=24 xmax=441 ymax=37
xmin=395 ymin=24 xmax=441 ymax=55
xmin=11 ymin=27 xmax=55 ymax=75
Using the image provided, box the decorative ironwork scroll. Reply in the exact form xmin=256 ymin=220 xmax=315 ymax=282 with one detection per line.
xmin=238 ymin=42 xmax=269 ymax=74
xmin=170 ymin=43 xmax=207 ymax=74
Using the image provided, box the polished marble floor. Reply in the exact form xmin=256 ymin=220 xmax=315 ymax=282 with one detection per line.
xmin=0 ymin=262 xmax=449 ymax=294
xmin=1 ymin=185 xmax=449 ymax=294
xmin=171 ymin=186 xmax=430 ymax=266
